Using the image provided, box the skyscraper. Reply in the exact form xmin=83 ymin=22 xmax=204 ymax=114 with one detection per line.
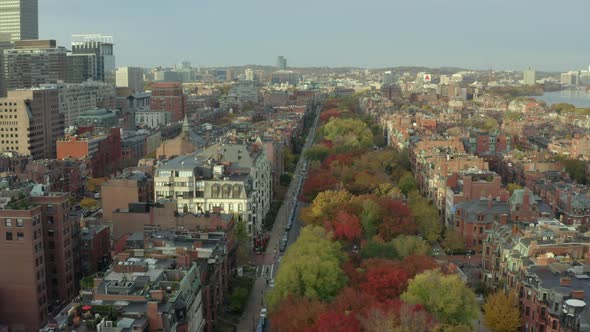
xmin=523 ymin=67 xmax=536 ymax=86
xmin=277 ymin=56 xmax=287 ymax=70
xmin=0 ymin=0 xmax=38 ymax=42
xmin=71 ymin=34 xmax=115 ymax=84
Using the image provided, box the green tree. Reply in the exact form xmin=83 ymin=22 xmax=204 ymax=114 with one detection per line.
xmin=267 ymin=226 xmax=347 ymax=308
xmin=397 ymin=172 xmax=417 ymax=195
xmin=483 ymin=291 xmax=521 ymax=332
xmin=283 ymin=148 xmax=298 ymax=172
xmin=234 ymin=218 xmax=250 ymax=265
xmin=506 ymin=183 xmax=522 ymax=195
xmin=229 ymin=287 xmax=249 ymax=313
xmin=304 ymin=145 xmax=330 ymax=162
xmin=441 ymin=229 xmax=465 ymax=255
xmin=401 ymin=270 xmax=478 ymax=326
xmin=359 ymin=199 xmax=382 ymax=239
xmin=279 ymin=173 xmax=293 ymax=186
xmin=407 ymin=191 xmax=442 ymax=242
xmin=360 ymin=240 xmax=398 ymax=260
xmin=391 ymin=235 xmax=430 ymax=259
xmin=321 ymin=118 xmax=374 ymax=151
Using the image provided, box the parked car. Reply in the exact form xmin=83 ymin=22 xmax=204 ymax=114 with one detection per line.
xmin=279 ymin=236 xmax=288 ymax=252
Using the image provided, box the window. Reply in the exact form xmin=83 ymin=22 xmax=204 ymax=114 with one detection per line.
xmin=16 ymin=219 xmax=23 ymax=227
xmin=5 ymin=219 xmax=12 ymax=227
xmin=525 ymin=306 xmax=530 ymax=316
xmin=5 ymin=232 xmax=12 ymax=240
xmin=17 ymin=232 xmax=24 ymax=240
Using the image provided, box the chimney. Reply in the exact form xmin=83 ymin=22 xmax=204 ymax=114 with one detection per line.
xmin=488 ymin=194 xmax=493 ymax=209
xmin=560 ymin=277 xmax=572 ymax=287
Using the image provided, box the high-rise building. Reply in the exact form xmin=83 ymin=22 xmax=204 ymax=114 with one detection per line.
xmin=71 ymin=34 xmax=115 ymax=84
xmin=0 ymin=40 xmax=12 ymax=96
xmin=116 ymin=66 xmax=144 ymax=92
xmin=383 ymin=71 xmax=395 ymax=85
xmin=245 ymin=68 xmax=255 ymax=81
xmin=0 ymin=0 xmax=38 ymax=42
xmin=0 ymin=89 xmax=64 ymax=159
xmin=66 ymin=52 xmax=96 ymax=83
xmin=150 ymin=82 xmax=186 ymax=122
xmin=2 ymin=40 xmax=67 ymax=92
xmin=277 ymin=55 xmax=287 ymax=70
xmin=561 ymin=71 xmax=579 ymax=86
xmin=0 ymin=191 xmax=79 ymax=331
xmin=523 ymin=67 xmax=536 ymax=86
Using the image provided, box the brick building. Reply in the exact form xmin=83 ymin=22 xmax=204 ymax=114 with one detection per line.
xmin=150 ymin=82 xmax=186 ymax=122
xmin=100 ymin=170 xmax=152 ymax=221
xmin=56 ymin=128 xmax=122 ymax=177
xmin=79 ymin=224 xmax=110 ymax=276
xmin=0 ymin=191 xmax=79 ymax=331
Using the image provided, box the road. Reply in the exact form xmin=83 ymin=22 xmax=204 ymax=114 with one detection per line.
xmin=237 ymin=106 xmax=321 ymax=332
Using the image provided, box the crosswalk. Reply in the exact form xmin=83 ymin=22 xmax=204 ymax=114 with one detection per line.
xmin=256 ymin=264 xmax=274 ymax=278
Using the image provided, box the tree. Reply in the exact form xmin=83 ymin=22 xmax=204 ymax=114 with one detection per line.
xmin=228 ymin=287 xmax=249 ymax=313
xmin=397 ymin=172 xmax=417 ymax=195
xmin=321 ymin=118 xmax=374 ymax=152
xmin=402 ymin=254 xmax=438 ymax=277
xmin=283 ymin=148 xmax=298 ymax=172
xmin=234 ymin=218 xmax=250 ymax=265
xmin=359 ymin=199 xmax=383 ymax=239
xmin=301 ymin=190 xmax=352 ymax=225
xmin=86 ymin=177 xmax=106 ymax=192
xmin=313 ymin=310 xmax=361 ymax=332
xmin=279 ymin=173 xmax=293 ymax=186
xmin=267 ymin=226 xmax=347 ymax=308
xmin=483 ymin=291 xmax=521 ymax=332
xmin=269 ymin=296 xmax=326 ymax=332
xmin=407 ymin=190 xmax=442 ymax=242
xmin=360 ymin=240 xmax=398 ymax=260
xmin=401 ymin=270 xmax=479 ymax=326
xmin=441 ymin=229 xmax=465 ymax=255
xmin=361 ymin=264 xmax=409 ymax=302
xmin=391 ymin=235 xmax=430 ymax=259
xmin=506 ymin=183 xmax=522 ymax=195
xmin=305 ymin=145 xmax=331 ymax=162
xmin=80 ymin=198 xmax=99 ymax=211
xmin=328 ymin=211 xmax=363 ymax=243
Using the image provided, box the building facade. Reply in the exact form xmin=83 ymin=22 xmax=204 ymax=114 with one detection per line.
xmin=116 ymin=66 xmax=144 ymax=93
xmin=150 ymin=82 xmax=186 ymax=122
xmin=135 ymin=110 xmax=172 ymax=129
xmin=0 ymin=0 xmax=38 ymax=42
xmin=71 ymin=34 xmax=115 ymax=84
xmin=0 ymin=88 xmax=64 ymax=159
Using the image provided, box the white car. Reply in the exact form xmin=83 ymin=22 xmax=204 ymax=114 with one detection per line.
xmin=269 ymin=279 xmax=275 ymax=288
xmin=260 ymin=307 xmax=268 ymax=318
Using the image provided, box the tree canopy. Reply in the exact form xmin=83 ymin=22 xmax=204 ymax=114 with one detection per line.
xmin=483 ymin=291 xmax=521 ymax=332
xmin=401 ymin=270 xmax=479 ymax=326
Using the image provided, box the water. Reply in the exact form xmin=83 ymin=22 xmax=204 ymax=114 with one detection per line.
xmin=533 ymin=89 xmax=590 ymax=108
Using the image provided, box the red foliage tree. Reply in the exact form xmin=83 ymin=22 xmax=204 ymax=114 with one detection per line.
xmin=320 ymin=108 xmax=342 ymax=123
xmin=341 ymin=261 xmax=363 ymax=287
xmin=326 ymin=211 xmax=363 ymax=243
xmin=360 ymin=264 xmax=410 ymax=302
xmin=302 ymin=171 xmax=338 ymax=200
xmin=312 ymin=310 xmax=362 ymax=332
xmin=322 ymin=151 xmax=358 ymax=169
xmin=320 ymin=139 xmax=333 ymax=149
xmin=402 ymin=254 xmax=438 ymax=277
xmin=269 ymin=296 xmax=326 ymax=332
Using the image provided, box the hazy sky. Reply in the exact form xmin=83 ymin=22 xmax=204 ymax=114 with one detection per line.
xmin=40 ymin=0 xmax=589 ymax=71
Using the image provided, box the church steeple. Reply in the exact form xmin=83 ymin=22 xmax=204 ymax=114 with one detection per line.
xmin=182 ymin=113 xmax=190 ymax=134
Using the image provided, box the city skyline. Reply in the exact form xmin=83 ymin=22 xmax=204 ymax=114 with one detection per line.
xmin=40 ymin=0 xmax=590 ymax=71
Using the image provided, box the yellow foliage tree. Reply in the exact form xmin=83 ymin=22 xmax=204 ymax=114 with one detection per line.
xmin=80 ymin=198 xmax=99 ymax=211
xmin=300 ymin=190 xmax=352 ymax=225
xmin=483 ymin=291 xmax=521 ymax=332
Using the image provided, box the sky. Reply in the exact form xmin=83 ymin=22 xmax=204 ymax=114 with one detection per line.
xmin=40 ymin=0 xmax=590 ymax=71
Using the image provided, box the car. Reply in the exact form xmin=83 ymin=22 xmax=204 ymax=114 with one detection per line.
xmin=269 ymin=279 xmax=275 ymax=288
xmin=279 ymin=236 xmax=288 ymax=252
xmin=260 ymin=307 xmax=268 ymax=319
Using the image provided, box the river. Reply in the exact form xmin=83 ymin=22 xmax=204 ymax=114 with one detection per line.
xmin=532 ymin=89 xmax=590 ymax=108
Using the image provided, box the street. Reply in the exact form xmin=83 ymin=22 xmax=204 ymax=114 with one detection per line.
xmin=237 ymin=105 xmax=320 ymax=332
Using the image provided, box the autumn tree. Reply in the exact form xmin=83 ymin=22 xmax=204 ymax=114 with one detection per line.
xmin=397 ymin=171 xmax=417 ymax=195
xmin=506 ymin=183 xmax=522 ymax=195
xmin=360 ymin=264 xmax=409 ymax=302
xmin=312 ymin=310 xmax=362 ymax=332
xmin=360 ymin=240 xmax=398 ymax=260
xmin=483 ymin=291 xmax=521 ymax=332
xmin=86 ymin=177 xmax=106 ymax=192
xmin=391 ymin=235 xmax=430 ymax=259
xmin=301 ymin=190 xmax=352 ymax=225
xmin=321 ymin=118 xmax=374 ymax=152
xmin=402 ymin=254 xmax=438 ymax=277
xmin=269 ymin=296 xmax=326 ymax=332
xmin=267 ymin=226 xmax=347 ymax=308
xmin=359 ymin=199 xmax=382 ymax=239
xmin=80 ymin=198 xmax=99 ymax=210
xmin=326 ymin=211 xmax=363 ymax=243
xmin=407 ymin=190 xmax=442 ymax=242
xmin=305 ymin=145 xmax=331 ymax=162
xmin=401 ymin=270 xmax=478 ymax=326
xmin=441 ymin=229 xmax=465 ymax=255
